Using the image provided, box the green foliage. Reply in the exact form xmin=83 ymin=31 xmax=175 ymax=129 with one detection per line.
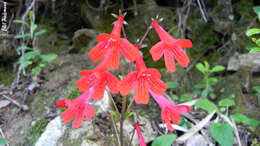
xmin=166 ymin=82 xmax=179 ymax=89
xmin=151 ymin=134 xmax=176 ymax=146
xmin=14 ymin=10 xmax=57 ymax=77
xmin=253 ymin=86 xmax=260 ymax=96
xmin=195 ymin=61 xmax=225 ymax=99
xmin=210 ymin=123 xmax=234 ymax=146
xmin=195 ymin=99 xmax=218 ymax=113
xmin=0 ymin=137 xmax=6 ymax=145
xmin=25 ymin=120 xmax=48 ymax=145
xmin=218 ymin=98 xmax=235 ymax=107
xmin=179 ymin=94 xmax=192 ymax=102
xmin=245 ymin=6 xmax=260 ymax=53
xmin=231 ymin=113 xmax=260 ymax=129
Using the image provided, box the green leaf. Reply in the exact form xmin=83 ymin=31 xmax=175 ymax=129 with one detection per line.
xmin=24 ymin=51 xmax=40 ymax=60
xmin=246 ymin=44 xmax=258 ymax=51
xmin=29 ymin=10 xmax=34 ymax=24
xmin=13 ymin=19 xmax=29 ymax=27
xmin=111 ymin=110 xmax=120 ymax=120
xmin=249 ymin=47 xmax=260 ymax=53
xmin=246 ymin=28 xmax=260 ymax=37
xmin=210 ymin=123 xmax=234 ymax=146
xmin=253 ymin=86 xmax=260 ymax=93
xmin=31 ymin=24 xmax=38 ymax=33
xmin=32 ymin=66 xmax=42 ymax=75
xmin=195 ymin=99 xmax=217 ymax=113
xmin=35 ymin=29 xmax=47 ymax=36
xmin=166 ymin=82 xmax=179 ymax=88
xmin=124 ymin=110 xmax=134 ymax=119
xmin=201 ymin=88 xmax=209 ymax=98
xmin=17 ymin=45 xmax=32 ymax=51
xmin=172 ymin=95 xmax=179 ymax=100
xmin=218 ymin=98 xmax=235 ymax=107
xmin=253 ymin=6 xmax=260 ymax=17
xmin=209 ymin=93 xmax=216 ymax=99
xmin=0 ymin=137 xmax=6 ymax=145
xmin=194 ymin=83 xmax=205 ymax=89
xmin=196 ymin=63 xmax=205 ymax=73
xmin=204 ymin=61 xmax=210 ymax=71
xmin=152 ymin=134 xmax=176 ymax=146
xmin=15 ymin=33 xmax=31 ymax=39
xmin=40 ymin=53 xmax=57 ymax=62
xmin=180 ymin=94 xmax=192 ymax=102
xmin=231 ymin=113 xmax=260 ymax=129
xmin=211 ymin=65 xmax=225 ymax=73
xmin=208 ymin=77 xmax=218 ymax=85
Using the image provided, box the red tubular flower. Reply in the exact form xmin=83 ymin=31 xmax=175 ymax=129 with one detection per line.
xmin=56 ymin=88 xmax=96 ymax=128
xmin=135 ymin=123 xmax=147 ymax=146
xmin=150 ymin=20 xmax=192 ymax=72
xmin=150 ymin=91 xmax=191 ymax=131
xmin=88 ymin=14 xmax=140 ymax=69
xmin=120 ymin=56 xmax=167 ymax=104
xmin=76 ymin=61 xmax=120 ymax=100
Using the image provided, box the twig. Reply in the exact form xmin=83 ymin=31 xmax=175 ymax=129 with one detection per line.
xmin=0 ymin=127 xmax=10 ymax=146
xmin=159 ymin=123 xmax=188 ymax=132
xmin=110 ymin=113 xmax=121 ymax=146
xmin=176 ymin=111 xmax=216 ymax=143
xmin=219 ymin=113 xmax=242 ymax=146
xmin=2 ymin=95 xmax=28 ymax=111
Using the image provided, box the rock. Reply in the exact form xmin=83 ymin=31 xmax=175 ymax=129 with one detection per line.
xmin=35 ymin=116 xmax=66 ymax=146
xmin=0 ymin=100 xmax=10 ymax=109
xmin=91 ymin=90 xmax=111 ymax=114
xmin=227 ymin=52 xmax=260 ymax=72
xmin=72 ymin=28 xmax=98 ymax=53
xmin=185 ymin=134 xmax=209 ymax=146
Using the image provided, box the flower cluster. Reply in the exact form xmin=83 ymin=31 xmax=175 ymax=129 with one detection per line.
xmin=56 ymin=13 xmax=192 ymax=136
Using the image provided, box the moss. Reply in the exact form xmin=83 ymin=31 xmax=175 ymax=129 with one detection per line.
xmin=23 ymin=120 xmax=48 ymax=145
xmin=0 ymin=67 xmax=13 ymax=86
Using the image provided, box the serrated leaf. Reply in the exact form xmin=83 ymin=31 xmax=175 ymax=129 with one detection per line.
xmin=218 ymin=98 xmax=235 ymax=107
xmin=15 ymin=33 xmax=31 ymax=39
xmin=166 ymin=82 xmax=179 ymax=88
xmin=195 ymin=99 xmax=217 ymax=113
xmin=196 ymin=63 xmax=205 ymax=73
xmin=0 ymin=137 xmax=6 ymax=145
xmin=211 ymin=65 xmax=225 ymax=73
xmin=210 ymin=123 xmax=234 ymax=146
xmin=35 ymin=29 xmax=47 ymax=36
xmin=246 ymin=28 xmax=260 ymax=37
xmin=231 ymin=113 xmax=260 ymax=129
xmin=152 ymin=134 xmax=176 ymax=146
xmin=40 ymin=53 xmax=57 ymax=62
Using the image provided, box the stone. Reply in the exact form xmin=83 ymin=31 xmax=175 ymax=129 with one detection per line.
xmin=227 ymin=52 xmax=260 ymax=72
xmin=35 ymin=116 xmax=66 ymax=146
xmin=185 ymin=134 xmax=209 ymax=146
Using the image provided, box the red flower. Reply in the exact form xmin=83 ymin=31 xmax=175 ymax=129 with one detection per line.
xmin=135 ymin=123 xmax=147 ymax=146
xmin=56 ymin=88 xmax=96 ymax=128
xmin=76 ymin=61 xmax=120 ymax=100
xmin=150 ymin=20 xmax=192 ymax=72
xmin=120 ymin=56 xmax=167 ymax=104
xmin=88 ymin=14 xmax=140 ymax=69
xmin=150 ymin=91 xmax=190 ymax=131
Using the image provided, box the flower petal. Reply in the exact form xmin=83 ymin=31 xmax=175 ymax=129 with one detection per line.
xmin=62 ymin=108 xmax=76 ymax=123
xmin=171 ymin=46 xmax=190 ymax=67
xmin=88 ymin=42 xmax=107 ymax=62
xmin=173 ymin=105 xmax=191 ymax=114
xmin=174 ymin=39 xmax=192 ymax=48
xmin=76 ymin=74 xmax=96 ymax=92
xmin=92 ymin=79 xmax=106 ymax=100
xmin=72 ymin=107 xmax=85 ymax=128
xmin=79 ymin=70 xmax=93 ymax=76
xmin=164 ymin=50 xmax=176 ymax=72
xmin=105 ymin=72 xmax=120 ymax=94
xmin=145 ymin=68 xmax=161 ymax=79
xmin=150 ymin=41 xmax=164 ymax=61
xmin=84 ymin=104 xmax=96 ymax=121
xmin=134 ymin=79 xmax=149 ymax=104
xmin=119 ymin=38 xmax=140 ymax=61
xmin=96 ymin=33 xmax=111 ymax=42
xmin=120 ymin=72 xmax=137 ymax=96
xmin=56 ymin=99 xmax=69 ymax=108
xmin=105 ymin=47 xmax=120 ymax=69
xmin=147 ymin=78 xmax=167 ymax=95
